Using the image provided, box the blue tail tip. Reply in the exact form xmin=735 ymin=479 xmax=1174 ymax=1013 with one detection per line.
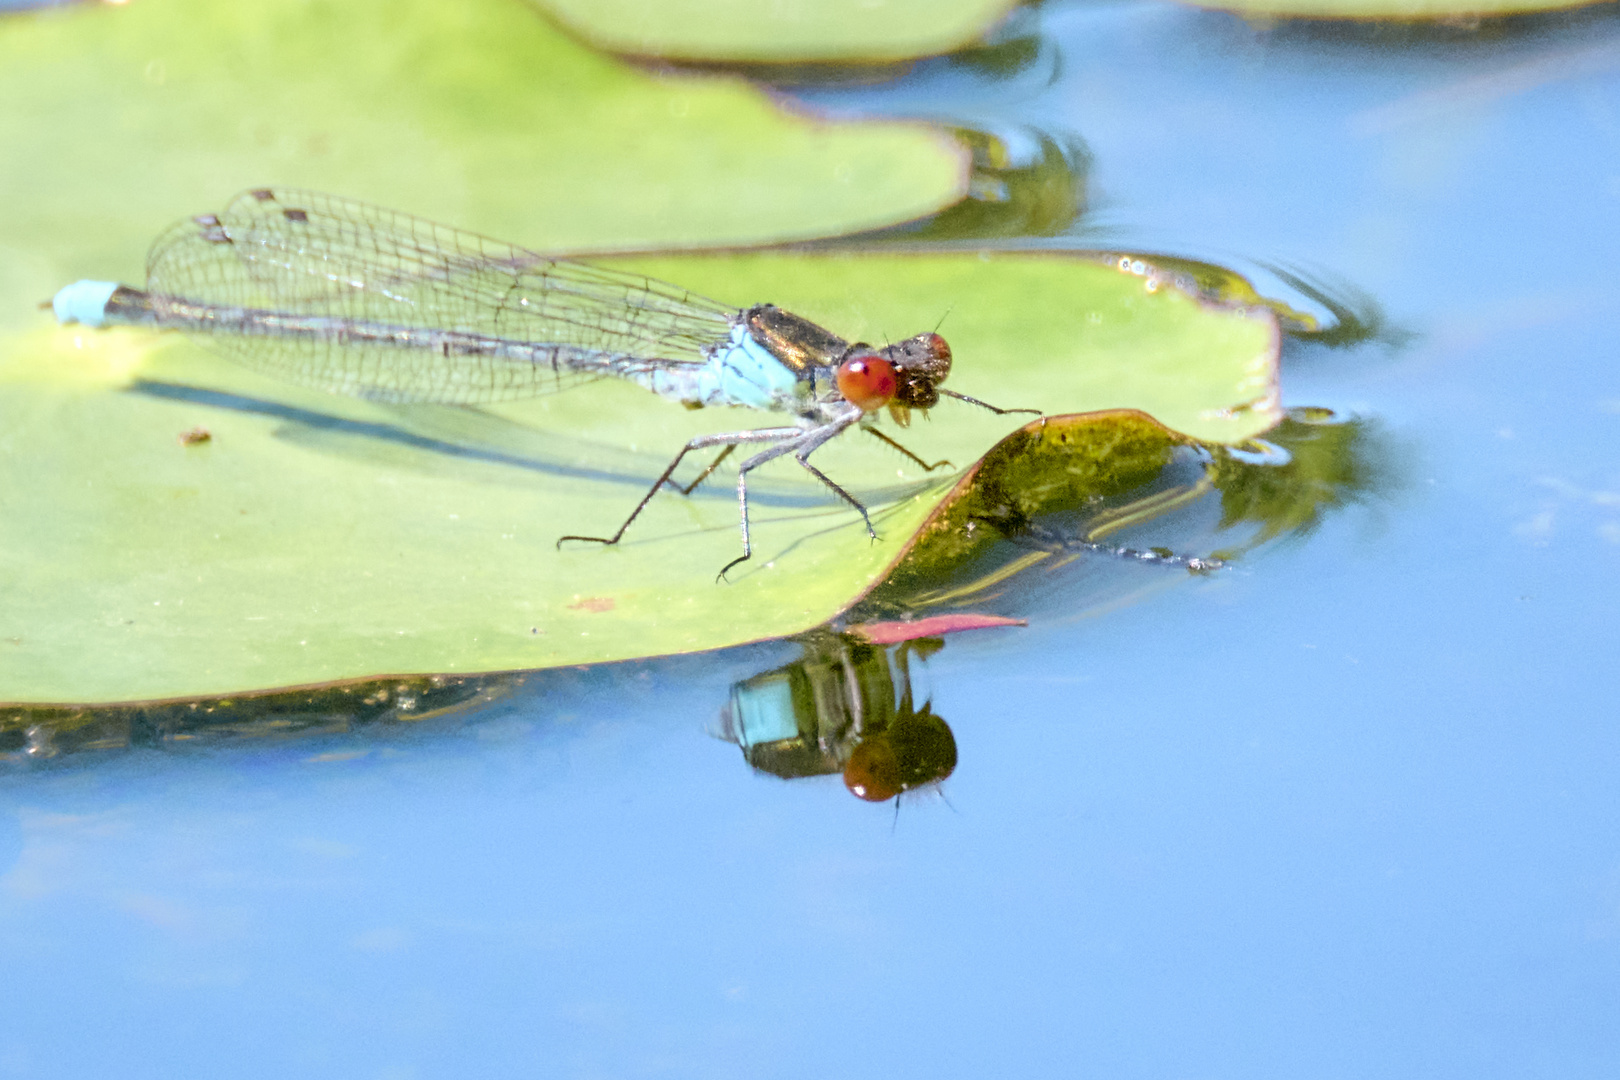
xmin=52 ymin=280 xmax=120 ymax=327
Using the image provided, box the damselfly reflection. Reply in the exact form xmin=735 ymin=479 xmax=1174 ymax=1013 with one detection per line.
xmin=718 ymin=633 xmax=956 ymax=803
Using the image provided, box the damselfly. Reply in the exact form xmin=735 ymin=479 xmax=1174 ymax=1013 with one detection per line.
xmin=52 ymin=188 xmax=1035 ymax=578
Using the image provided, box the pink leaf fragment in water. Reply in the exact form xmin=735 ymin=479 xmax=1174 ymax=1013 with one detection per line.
xmin=848 ymin=613 xmax=1025 ymax=645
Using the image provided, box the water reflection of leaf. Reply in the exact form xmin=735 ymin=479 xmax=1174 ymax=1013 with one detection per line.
xmin=0 ymin=675 xmax=509 ymax=765
xmin=883 ymin=128 xmax=1089 ymax=242
xmin=1265 ymin=264 xmax=1416 ymax=351
xmin=937 ymin=2 xmax=1056 ymax=82
xmin=1098 ymin=256 xmax=1415 ymax=353
xmin=1209 ymin=408 xmax=1397 ymax=547
xmin=815 ymin=126 xmax=1089 ymax=246
xmin=944 ymin=25 xmax=1046 ymax=80
xmin=1100 ymin=253 xmax=1323 ymax=335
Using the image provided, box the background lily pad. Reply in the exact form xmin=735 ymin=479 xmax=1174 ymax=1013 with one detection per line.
xmin=0 ymin=0 xmax=965 ymax=313
xmin=2 ymin=249 xmax=1279 ymax=704
xmin=530 ymin=0 xmax=1022 ymax=63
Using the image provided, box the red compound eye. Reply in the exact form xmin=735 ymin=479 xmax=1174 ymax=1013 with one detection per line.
xmin=836 ymin=352 xmax=898 ymax=413
xmin=917 ymin=332 xmax=951 ymax=366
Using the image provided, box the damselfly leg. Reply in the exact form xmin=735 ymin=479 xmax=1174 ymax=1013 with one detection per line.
xmin=674 ymin=445 xmax=736 ymax=496
xmin=558 ymin=426 xmax=801 ymax=551
xmin=969 ymin=514 xmax=1224 ymax=573
xmin=715 ymin=419 xmax=874 ymax=580
xmin=558 ymin=414 xmax=876 ymax=581
xmin=937 ymin=389 xmax=1041 ymax=416
xmin=862 ymin=426 xmax=953 ymax=473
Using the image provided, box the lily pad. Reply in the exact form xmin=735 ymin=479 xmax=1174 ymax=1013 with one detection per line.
xmin=3 ymin=408 xmax=1390 ymax=753
xmin=1 ymin=248 xmax=1279 ymax=705
xmin=530 ymin=0 xmax=1022 ymax=63
xmin=0 ymin=0 xmax=965 ymax=305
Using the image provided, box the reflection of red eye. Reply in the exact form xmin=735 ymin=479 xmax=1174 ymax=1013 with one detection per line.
xmin=836 ymin=352 xmax=898 ymax=413
xmin=843 ymin=739 xmax=902 ymax=802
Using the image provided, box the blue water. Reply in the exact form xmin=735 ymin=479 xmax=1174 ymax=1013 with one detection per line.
xmin=5 ymin=3 xmax=1620 ymax=1077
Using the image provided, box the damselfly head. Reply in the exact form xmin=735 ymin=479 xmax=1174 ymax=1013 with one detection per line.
xmin=882 ymin=331 xmax=952 ymax=385
xmin=878 ymin=331 xmax=952 ymax=424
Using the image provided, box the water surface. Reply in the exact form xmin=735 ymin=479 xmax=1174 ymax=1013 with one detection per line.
xmin=4 ymin=3 xmax=1619 ymax=1077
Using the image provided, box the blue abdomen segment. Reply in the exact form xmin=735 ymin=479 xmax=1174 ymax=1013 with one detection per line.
xmin=647 ymin=322 xmax=798 ymax=409
xmin=52 ymin=280 xmax=121 ymax=328
xmin=709 ymin=322 xmax=800 ymax=409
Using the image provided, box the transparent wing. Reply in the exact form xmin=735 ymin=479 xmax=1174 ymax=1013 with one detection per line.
xmin=142 ymin=187 xmax=737 ymax=403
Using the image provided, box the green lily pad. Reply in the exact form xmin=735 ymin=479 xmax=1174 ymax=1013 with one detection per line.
xmin=0 ymin=0 xmax=965 ymax=299
xmin=3 ymin=408 xmax=1390 ymax=753
xmin=1 ymin=248 xmax=1279 ymax=705
xmin=530 ymin=0 xmax=1021 ymax=63
xmin=1186 ymin=0 xmax=1607 ymax=17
